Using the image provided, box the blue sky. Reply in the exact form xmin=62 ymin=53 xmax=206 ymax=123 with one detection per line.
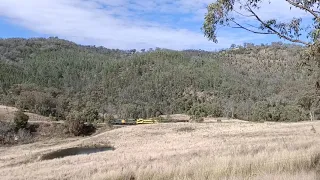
xmin=0 ymin=0 xmax=313 ymax=51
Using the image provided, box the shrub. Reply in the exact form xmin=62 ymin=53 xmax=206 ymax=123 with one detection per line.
xmin=104 ymin=114 xmax=115 ymax=123
xmin=35 ymin=123 xmax=70 ymax=138
xmin=0 ymin=121 xmax=33 ymax=145
xmin=250 ymin=102 xmax=307 ymax=122
xmin=66 ymin=111 xmax=85 ymax=136
xmin=268 ymin=104 xmax=285 ymax=121
xmin=13 ymin=110 xmax=29 ymax=131
xmin=67 ymin=119 xmax=85 ymax=136
xmin=82 ymin=106 xmax=99 ymax=123
xmin=211 ymin=105 xmax=223 ymax=117
xmin=49 ymin=114 xmax=58 ymax=121
xmin=250 ymin=101 xmax=269 ymax=121
xmin=82 ymin=123 xmax=96 ymax=135
xmin=188 ymin=103 xmax=210 ymax=118
xmin=66 ymin=111 xmax=96 ymax=136
xmin=15 ymin=128 xmax=33 ymax=143
xmin=280 ymin=105 xmax=307 ymax=122
xmin=0 ymin=121 xmax=15 ymax=144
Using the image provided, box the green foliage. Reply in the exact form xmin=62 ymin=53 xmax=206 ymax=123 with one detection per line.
xmin=251 ymin=102 xmax=307 ymax=122
xmin=203 ymin=0 xmax=317 ymax=45
xmin=188 ymin=103 xmax=212 ymax=118
xmin=268 ymin=104 xmax=285 ymax=122
xmin=65 ymin=111 xmax=86 ymax=136
xmin=251 ymin=101 xmax=269 ymax=122
xmin=0 ymin=121 xmax=33 ymax=145
xmin=0 ymin=37 xmax=315 ymax=122
xmin=81 ymin=106 xmax=99 ymax=123
xmin=0 ymin=121 xmax=15 ymax=144
xmin=10 ymin=84 xmax=66 ymax=119
xmin=65 ymin=111 xmax=97 ymax=136
xmin=13 ymin=110 xmax=29 ymax=131
xmin=280 ymin=105 xmax=307 ymax=122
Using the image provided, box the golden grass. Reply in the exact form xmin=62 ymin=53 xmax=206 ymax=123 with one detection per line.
xmin=0 ymin=121 xmax=320 ymax=180
xmin=0 ymin=105 xmax=50 ymax=122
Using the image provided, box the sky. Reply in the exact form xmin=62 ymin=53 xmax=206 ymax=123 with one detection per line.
xmin=0 ymin=0 xmax=313 ymax=51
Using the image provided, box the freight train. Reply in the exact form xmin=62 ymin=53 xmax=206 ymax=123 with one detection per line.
xmin=110 ymin=118 xmax=158 ymax=125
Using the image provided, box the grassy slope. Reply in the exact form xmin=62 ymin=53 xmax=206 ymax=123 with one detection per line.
xmin=0 ymin=105 xmax=50 ymax=122
xmin=0 ymin=121 xmax=319 ymax=180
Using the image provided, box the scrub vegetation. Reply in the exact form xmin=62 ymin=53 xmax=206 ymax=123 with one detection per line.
xmin=0 ymin=38 xmax=317 ymax=123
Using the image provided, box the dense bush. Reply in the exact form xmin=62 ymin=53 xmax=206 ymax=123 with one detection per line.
xmin=15 ymin=128 xmax=33 ymax=143
xmin=65 ymin=111 xmax=96 ymax=136
xmin=188 ymin=103 xmax=210 ymax=119
xmin=66 ymin=111 xmax=86 ymax=136
xmin=280 ymin=105 xmax=307 ymax=122
xmin=13 ymin=110 xmax=29 ymax=131
xmin=81 ymin=106 xmax=99 ymax=123
xmin=250 ymin=102 xmax=308 ymax=122
xmin=250 ymin=101 xmax=269 ymax=122
xmin=0 ymin=121 xmax=15 ymax=144
xmin=0 ymin=37 xmax=317 ymax=122
xmin=103 ymin=114 xmax=115 ymax=125
xmin=12 ymin=84 xmax=66 ymax=118
xmin=0 ymin=121 xmax=33 ymax=145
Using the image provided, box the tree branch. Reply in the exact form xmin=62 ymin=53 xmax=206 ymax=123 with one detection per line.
xmin=231 ymin=20 xmax=274 ymax=34
xmin=244 ymin=23 xmax=262 ymax=30
xmin=233 ymin=9 xmax=254 ymax=17
xmin=285 ymin=0 xmax=320 ymax=20
xmin=246 ymin=5 xmax=311 ymax=45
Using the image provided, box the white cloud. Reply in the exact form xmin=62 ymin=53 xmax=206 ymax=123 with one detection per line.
xmin=0 ymin=0 xmax=313 ymax=50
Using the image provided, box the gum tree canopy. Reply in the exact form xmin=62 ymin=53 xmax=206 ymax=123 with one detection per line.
xmin=202 ymin=0 xmax=320 ymax=46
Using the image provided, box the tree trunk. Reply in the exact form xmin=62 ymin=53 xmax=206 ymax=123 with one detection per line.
xmin=309 ymin=111 xmax=315 ymax=121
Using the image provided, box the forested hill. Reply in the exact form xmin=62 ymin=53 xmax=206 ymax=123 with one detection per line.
xmin=0 ymin=37 xmax=317 ymax=122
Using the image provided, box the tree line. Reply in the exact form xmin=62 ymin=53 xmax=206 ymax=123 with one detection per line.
xmin=0 ymin=37 xmax=318 ymax=122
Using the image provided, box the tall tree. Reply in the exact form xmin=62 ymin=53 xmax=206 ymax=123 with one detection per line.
xmin=202 ymin=0 xmax=320 ymax=120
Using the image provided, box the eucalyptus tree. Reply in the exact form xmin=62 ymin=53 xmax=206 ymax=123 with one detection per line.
xmin=202 ymin=0 xmax=320 ymax=120
xmin=203 ymin=0 xmax=320 ymax=45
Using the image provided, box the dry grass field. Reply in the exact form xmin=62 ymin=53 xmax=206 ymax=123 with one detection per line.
xmin=0 ymin=120 xmax=320 ymax=180
xmin=0 ymin=105 xmax=50 ymax=122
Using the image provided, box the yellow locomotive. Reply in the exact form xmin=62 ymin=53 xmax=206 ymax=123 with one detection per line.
xmin=110 ymin=118 xmax=158 ymax=125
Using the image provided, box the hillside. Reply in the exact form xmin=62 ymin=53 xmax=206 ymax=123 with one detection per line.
xmin=0 ymin=105 xmax=49 ymax=122
xmin=0 ymin=37 xmax=317 ymax=122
